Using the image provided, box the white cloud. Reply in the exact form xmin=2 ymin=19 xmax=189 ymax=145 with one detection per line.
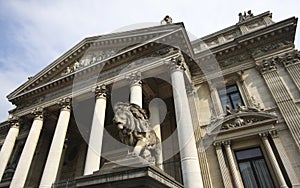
xmin=0 ymin=0 xmax=299 ymax=122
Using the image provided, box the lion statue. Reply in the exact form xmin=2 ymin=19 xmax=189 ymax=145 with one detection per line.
xmin=113 ymin=102 xmax=162 ymax=165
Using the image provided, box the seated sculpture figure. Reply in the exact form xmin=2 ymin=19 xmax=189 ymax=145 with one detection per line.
xmin=113 ymin=102 xmax=162 ymax=165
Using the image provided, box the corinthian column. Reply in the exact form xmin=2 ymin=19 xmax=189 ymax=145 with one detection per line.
xmin=127 ymin=72 xmax=143 ymax=108
xmin=0 ymin=116 xmax=19 ymax=181
xmin=40 ymin=98 xmax=71 ymax=187
xmin=10 ymin=108 xmax=44 ymax=188
xmin=168 ymin=54 xmax=203 ymax=188
xmin=84 ymin=85 xmax=107 ymax=175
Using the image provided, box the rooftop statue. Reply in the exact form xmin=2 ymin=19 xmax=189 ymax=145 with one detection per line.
xmin=238 ymin=10 xmax=254 ymax=22
xmin=113 ymin=102 xmax=162 ymax=165
xmin=161 ymin=15 xmax=172 ymax=24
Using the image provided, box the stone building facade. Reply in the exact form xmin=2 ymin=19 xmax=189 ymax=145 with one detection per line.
xmin=0 ymin=11 xmax=300 ymax=188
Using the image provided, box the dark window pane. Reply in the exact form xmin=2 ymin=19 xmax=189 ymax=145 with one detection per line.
xmin=236 ymin=148 xmax=275 ymax=188
xmin=253 ymin=159 xmax=275 ymax=188
xmin=218 ymin=88 xmax=227 ymax=96
xmin=218 ymin=84 xmax=244 ymax=111
xmin=220 ymin=95 xmax=232 ymax=110
xmin=226 ymin=85 xmax=238 ymax=93
xmin=236 ymin=148 xmax=262 ymax=160
xmin=239 ymin=162 xmax=258 ymax=188
xmin=230 ymin=93 xmax=244 ymax=109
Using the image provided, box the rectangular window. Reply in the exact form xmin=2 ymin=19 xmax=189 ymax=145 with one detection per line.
xmin=218 ymin=85 xmax=244 ymax=112
xmin=235 ymin=147 xmax=274 ymax=188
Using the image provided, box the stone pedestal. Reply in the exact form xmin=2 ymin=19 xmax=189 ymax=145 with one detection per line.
xmin=76 ymin=164 xmax=183 ymax=188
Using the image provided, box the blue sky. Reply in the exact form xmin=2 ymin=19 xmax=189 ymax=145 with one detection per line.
xmin=0 ymin=0 xmax=299 ymax=121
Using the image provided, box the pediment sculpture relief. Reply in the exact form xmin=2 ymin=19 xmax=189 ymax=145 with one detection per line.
xmin=61 ymin=50 xmax=116 ymax=76
xmin=221 ymin=102 xmax=276 ymax=130
xmin=113 ymin=102 xmax=162 ymax=165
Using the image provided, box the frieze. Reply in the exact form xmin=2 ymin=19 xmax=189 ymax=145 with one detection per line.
xmin=219 ymin=54 xmax=249 ymax=67
xmin=251 ymin=41 xmax=293 ymax=57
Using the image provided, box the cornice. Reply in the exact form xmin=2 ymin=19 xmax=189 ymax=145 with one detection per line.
xmin=7 ymin=23 xmax=188 ymax=103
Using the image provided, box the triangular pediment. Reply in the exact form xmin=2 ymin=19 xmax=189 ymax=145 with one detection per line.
xmin=7 ymin=23 xmax=192 ymax=104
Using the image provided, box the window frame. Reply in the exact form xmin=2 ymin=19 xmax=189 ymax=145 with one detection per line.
xmin=234 ymin=147 xmax=275 ymax=188
xmin=217 ymin=84 xmax=245 ymax=112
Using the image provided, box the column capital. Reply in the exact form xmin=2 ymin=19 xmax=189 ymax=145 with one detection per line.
xmin=259 ymin=132 xmax=269 ymax=138
xmin=8 ymin=115 xmax=20 ymax=128
xmin=258 ymin=59 xmax=277 ymax=74
xmin=222 ymin=140 xmax=231 ymax=146
xmin=275 ymin=51 xmax=300 ymax=67
xmin=31 ymin=107 xmax=44 ymax=120
xmin=95 ymin=84 xmax=107 ymax=99
xmin=57 ymin=97 xmax=71 ymax=111
xmin=167 ymin=55 xmax=186 ymax=72
xmin=126 ymin=72 xmax=142 ymax=86
xmin=186 ymin=82 xmax=197 ymax=96
xmin=213 ymin=141 xmax=222 ymax=149
xmin=269 ymin=129 xmax=279 ymax=138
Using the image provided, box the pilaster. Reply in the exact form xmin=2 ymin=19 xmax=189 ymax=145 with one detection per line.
xmin=258 ymin=58 xmax=300 ymax=151
xmin=187 ymin=84 xmax=213 ymax=188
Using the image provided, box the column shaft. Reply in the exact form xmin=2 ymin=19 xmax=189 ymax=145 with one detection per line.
xmin=10 ymin=109 xmax=44 ymax=188
xmin=270 ymin=130 xmax=300 ymax=186
xmin=84 ymin=85 xmax=107 ymax=175
xmin=149 ymin=102 xmax=163 ymax=170
xmin=40 ymin=98 xmax=71 ymax=187
xmin=128 ymin=72 xmax=142 ymax=108
xmin=260 ymin=133 xmax=288 ymax=188
xmin=0 ymin=122 xmax=19 ymax=181
xmin=169 ymin=55 xmax=203 ymax=188
xmin=214 ymin=143 xmax=233 ymax=188
xmin=224 ymin=142 xmax=244 ymax=188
